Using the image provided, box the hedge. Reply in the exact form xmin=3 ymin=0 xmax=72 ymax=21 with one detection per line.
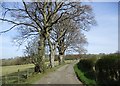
xmin=75 ymin=54 xmax=120 ymax=86
xmin=95 ymin=54 xmax=120 ymax=86
xmin=77 ymin=57 xmax=97 ymax=80
xmin=74 ymin=64 xmax=96 ymax=86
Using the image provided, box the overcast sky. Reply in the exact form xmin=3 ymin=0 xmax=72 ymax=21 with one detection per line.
xmin=0 ymin=1 xmax=119 ymax=59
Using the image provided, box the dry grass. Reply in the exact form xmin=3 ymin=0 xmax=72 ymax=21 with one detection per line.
xmin=2 ymin=60 xmax=73 ymax=76
xmin=2 ymin=64 xmax=34 ymax=76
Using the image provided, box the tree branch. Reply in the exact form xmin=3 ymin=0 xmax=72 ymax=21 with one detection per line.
xmin=0 ymin=24 xmax=17 ymax=34
xmin=22 ymin=1 xmax=42 ymax=31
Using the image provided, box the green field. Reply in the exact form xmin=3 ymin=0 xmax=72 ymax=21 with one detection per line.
xmin=2 ymin=64 xmax=34 ymax=76
xmin=1 ymin=60 xmax=72 ymax=84
xmin=2 ymin=60 xmax=72 ymax=76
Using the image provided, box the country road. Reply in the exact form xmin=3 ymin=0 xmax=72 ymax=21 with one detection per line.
xmin=35 ymin=62 xmax=82 ymax=84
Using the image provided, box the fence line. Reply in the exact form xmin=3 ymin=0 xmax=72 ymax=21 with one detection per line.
xmin=1 ymin=60 xmax=72 ymax=84
xmin=2 ymin=68 xmax=34 ymax=84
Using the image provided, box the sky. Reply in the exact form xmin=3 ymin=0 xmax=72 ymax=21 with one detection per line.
xmin=84 ymin=2 xmax=118 ymax=54
xmin=0 ymin=1 xmax=119 ymax=59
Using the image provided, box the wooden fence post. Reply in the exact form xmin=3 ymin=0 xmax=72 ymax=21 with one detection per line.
xmin=27 ymin=69 xmax=29 ymax=78
xmin=18 ymin=69 xmax=20 ymax=84
xmin=5 ymin=76 xmax=6 ymax=84
xmin=5 ymin=72 xmax=8 ymax=84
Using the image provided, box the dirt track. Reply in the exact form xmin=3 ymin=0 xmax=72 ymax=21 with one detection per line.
xmin=35 ymin=62 xmax=82 ymax=84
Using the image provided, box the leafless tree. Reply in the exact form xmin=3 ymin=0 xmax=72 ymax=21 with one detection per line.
xmin=67 ymin=31 xmax=88 ymax=59
xmin=51 ymin=19 xmax=88 ymax=64
xmin=0 ymin=1 xmax=96 ymax=72
xmin=24 ymin=37 xmax=38 ymax=62
xmin=49 ymin=3 xmax=96 ymax=64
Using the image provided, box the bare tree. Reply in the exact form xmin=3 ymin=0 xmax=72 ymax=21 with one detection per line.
xmin=0 ymin=2 xmax=96 ymax=72
xmin=24 ymin=38 xmax=38 ymax=62
xmin=50 ymin=3 xmax=96 ymax=64
xmin=67 ymin=32 xmax=88 ymax=59
xmin=52 ymin=19 xmax=87 ymax=64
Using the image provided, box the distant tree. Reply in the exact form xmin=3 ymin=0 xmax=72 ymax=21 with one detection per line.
xmin=66 ymin=32 xmax=88 ymax=59
xmin=54 ymin=19 xmax=88 ymax=64
xmin=115 ymin=51 xmax=120 ymax=54
xmin=24 ymin=37 xmax=38 ymax=64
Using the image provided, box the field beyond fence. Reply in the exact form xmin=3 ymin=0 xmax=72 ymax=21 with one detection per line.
xmin=1 ymin=60 xmax=73 ymax=84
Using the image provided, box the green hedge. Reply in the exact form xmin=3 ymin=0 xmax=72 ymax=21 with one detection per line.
xmin=77 ymin=57 xmax=97 ymax=80
xmin=95 ymin=54 xmax=120 ymax=86
xmin=74 ymin=64 xmax=96 ymax=86
xmin=75 ymin=54 xmax=120 ymax=86
xmin=78 ymin=58 xmax=97 ymax=70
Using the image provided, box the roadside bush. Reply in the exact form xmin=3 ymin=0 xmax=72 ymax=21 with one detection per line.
xmin=95 ymin=54 xmax=120 ymax=86
xmin=77 ymin=57 xmax=97 ymax=79
xmin=78 ymin=57 xmax=97 ymax=71
xmin=74 ymin=64 xmax=96 ymax=85
xmin=78 ymin=59 xmax=93 ymax=71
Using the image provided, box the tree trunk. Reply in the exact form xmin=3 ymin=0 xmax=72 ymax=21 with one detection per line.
xmin=34 ymin=64 xmax=41 ymax=72
xmin=58 ymin=53 xmax=64 ymax=65
xmin=49 ymin=47 xmax=55 ymax=68
xmin=34 ymin=34 xmax=46 ymax=73
xmin=48 ymin=37 xmax=55 ymax=68
xmin=57 ymin=40 xmax=65 ymax=65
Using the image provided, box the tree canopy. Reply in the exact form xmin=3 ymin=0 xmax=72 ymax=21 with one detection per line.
xmin=0 ymin=1 xmax=96 ymax=72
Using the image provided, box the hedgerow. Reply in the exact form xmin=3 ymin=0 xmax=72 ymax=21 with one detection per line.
xmin=95 ymin=54 xmax=120 ymax=86
xmin=75 ymin=54 xmax=120 ymax=86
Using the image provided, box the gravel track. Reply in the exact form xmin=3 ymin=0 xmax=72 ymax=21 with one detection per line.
xmin=35 ymin=62 xmax=82 ymax=84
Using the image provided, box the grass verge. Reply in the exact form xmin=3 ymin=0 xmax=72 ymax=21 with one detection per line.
xmin=74 ymin=64 xmax=96 ymax=86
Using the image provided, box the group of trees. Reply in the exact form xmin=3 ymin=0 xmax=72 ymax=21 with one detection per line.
xmin=2 ymin=56 xmax=31 ymax=66
xmin=0 ymin=1 xmax=96 ymax=73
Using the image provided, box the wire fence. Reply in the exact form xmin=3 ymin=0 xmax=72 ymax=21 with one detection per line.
xmin=2 ymin=68 xmax=34 ymax=84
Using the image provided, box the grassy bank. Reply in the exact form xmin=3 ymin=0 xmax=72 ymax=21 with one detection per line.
xmin=74 ymin=64 xmax=96 ymax=86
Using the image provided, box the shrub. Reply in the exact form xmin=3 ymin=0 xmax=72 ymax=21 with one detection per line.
xmin=77 ymin=57 xmax=97 ymax=80
xmin=78 ymin=59 xmax=92 ymax=71
xmin=78 ymin=57 xmax=97 ymax=71
xmin=95 ymin=54 xmax=120 ymax=86
xmin=74 ymin=64 xmax=96 ymax=85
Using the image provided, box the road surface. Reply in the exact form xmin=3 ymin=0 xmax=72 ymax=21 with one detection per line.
xmin=35 ymin=62 xmax=82 ymax=84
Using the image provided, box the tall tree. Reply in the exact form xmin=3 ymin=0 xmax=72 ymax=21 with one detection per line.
xmin=50 ymin=4 xmax=96 ymax=64
xmin=51 ymin=19 xmax=88 ymax=64
xmin=0 ymin=2 xmax=96 ymax=72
